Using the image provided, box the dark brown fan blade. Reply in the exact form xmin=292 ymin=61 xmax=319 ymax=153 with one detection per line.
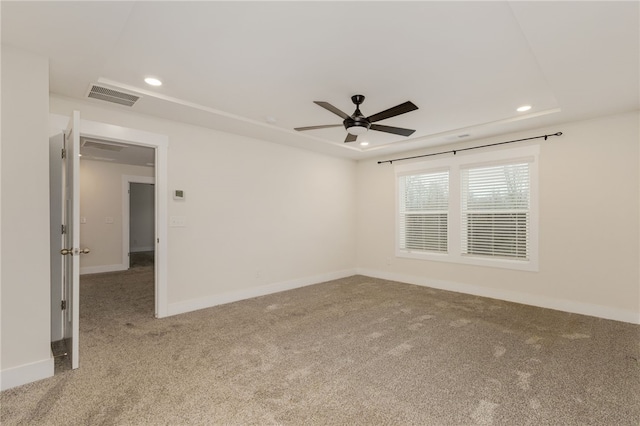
xmin=294 ymin=124 xmax=343 ymax=131
xmin=370 ymin=124 xmax=416 ymax=137
xmin=314 ymin=101 xmax=350 ymax=119
xmin=344 ymin=133 xmax=358 ymax=143
xmin=367 ymin=101 xmax=418 ymax=123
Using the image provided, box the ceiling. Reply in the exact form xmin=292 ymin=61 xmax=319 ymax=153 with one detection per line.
xmin=2 ymin=1 xmax=638 ymax=161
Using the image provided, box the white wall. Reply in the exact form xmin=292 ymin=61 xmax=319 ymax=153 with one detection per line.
xmin=51 ymin=95 xmax=357 ymax=313
xmin=1 ymin=46 xmax=53 ymax=389
xmin=129 ymin=182 xmax=155 ymax=252
xmin=79 ymin=160 xmax=154 ymax=273
xmin=356 ymin=112 xmax=640 ymax=323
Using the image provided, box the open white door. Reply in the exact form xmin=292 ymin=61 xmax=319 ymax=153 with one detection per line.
xmin=49 ymin=133 xmax=65 ymax=342
xmin=61 ymin=111 xmax=84 ymax=369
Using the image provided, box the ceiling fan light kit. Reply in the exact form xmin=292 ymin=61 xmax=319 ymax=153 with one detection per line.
xmin=346 ymin=123 xmax=369 ymax=135
xmin=295 ymin=94 xmax=418 ymax=143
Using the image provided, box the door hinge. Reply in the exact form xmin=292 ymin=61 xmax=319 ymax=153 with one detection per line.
xmin=61 ymin=148 xmax=66 ymax=159
xmin=61 ymin=224 xmax=66 ymax=234
xmin=61 ymin=300 xmax=67 ymax=310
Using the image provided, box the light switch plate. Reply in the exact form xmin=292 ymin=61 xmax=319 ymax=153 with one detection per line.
xmin=169 ymin=216 xmax=186 ymax=227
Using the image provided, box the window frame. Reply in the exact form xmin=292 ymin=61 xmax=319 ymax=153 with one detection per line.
xmin=395 ymin=145 xmax=539 ymax=272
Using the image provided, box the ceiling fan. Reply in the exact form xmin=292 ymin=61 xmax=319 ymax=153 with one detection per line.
xmin=294 ymin=95 xmax=418 ymax=143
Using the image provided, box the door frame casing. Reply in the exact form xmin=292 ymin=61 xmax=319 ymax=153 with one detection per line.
xmin=123 ymin=176 xmax=155 ymax=269
xmin=50 ymin=114 xmax=169 ymax=318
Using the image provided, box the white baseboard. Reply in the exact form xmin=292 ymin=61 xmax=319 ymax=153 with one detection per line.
xmin=356 ymin=268 xmax=640 ymax=325
xmin=168 ymin=269 xmax=357 ymax=317
xmin=1 ymin=357 xmax=54 ymax=391
xmin=80 ymin=263 xmax=127 ymax=275
xmin=130 ymin=246 xmax=154 ymax=253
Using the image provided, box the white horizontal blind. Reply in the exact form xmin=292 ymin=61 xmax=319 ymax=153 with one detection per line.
xmin=461 ymin=163 xmax=529 ymax=259
xmin=399 ymin=171 xmax=449 ymax=253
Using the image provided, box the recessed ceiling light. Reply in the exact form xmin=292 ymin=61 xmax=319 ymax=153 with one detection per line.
xmin=517 ymin=105 xmax=532 ymax=112
xmin=144 ymin=77 xmax=162 ymax=86
xmin=360 ymin=141 xmax=369 ymax=147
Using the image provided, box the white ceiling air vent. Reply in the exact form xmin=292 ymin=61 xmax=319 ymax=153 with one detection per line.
xmin=86 ymin=84 xmax=140 ymax=107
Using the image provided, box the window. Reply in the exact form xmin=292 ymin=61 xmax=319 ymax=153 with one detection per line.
xmin=462 ymin=163 xmax=530 ymax=260
xmin=398 ymin=171 xmax=449 ymax=253
xmin=396 ymin=146 xmax=538 ymax=271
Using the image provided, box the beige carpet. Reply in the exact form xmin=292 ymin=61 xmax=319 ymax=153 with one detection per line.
xmin=1 ymin=269 xmax=639 ymax=425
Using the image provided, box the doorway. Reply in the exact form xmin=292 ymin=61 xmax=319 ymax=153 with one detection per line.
xmin=74 ymin=116 xmax=168 ymax=318
xmin=126 ymin=179 xmax=156 ymax=269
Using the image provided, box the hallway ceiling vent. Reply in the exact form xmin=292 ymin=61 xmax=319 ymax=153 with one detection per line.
xmin=86 ymin=84 xmax=140 ymax=107
xmin=81 ymin=138 xmax=127 ymax=152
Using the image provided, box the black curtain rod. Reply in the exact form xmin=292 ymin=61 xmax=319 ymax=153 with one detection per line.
xmin=377 ymin=132 xmax=563 ymax=165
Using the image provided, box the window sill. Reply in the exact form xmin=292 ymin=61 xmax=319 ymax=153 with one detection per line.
xmin=396 ymin=250 xmax=538 ymax=272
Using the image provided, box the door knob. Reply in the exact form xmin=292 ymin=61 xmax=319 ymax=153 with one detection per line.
xmin=60 ymin=248 xmax=90 ymax=255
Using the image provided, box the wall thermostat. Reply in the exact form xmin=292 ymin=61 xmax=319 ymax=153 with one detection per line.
xmin=174 ymin=190 xmax=185 ymax=200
